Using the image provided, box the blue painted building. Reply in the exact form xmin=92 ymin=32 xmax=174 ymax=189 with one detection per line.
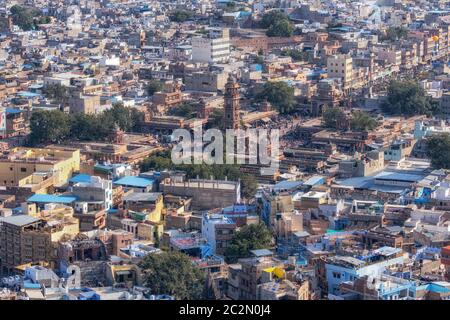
xmin=325 ymin=247 xmax=407 ymax=295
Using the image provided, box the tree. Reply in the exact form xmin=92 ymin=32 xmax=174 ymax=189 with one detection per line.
xmin=206 ymin=109 xmax=224 ymax=129
xmin=254 ymin=55 xmax=264 ymax=65
xmin=381 ymin=80 xmax=438 ymax=116
xmin=146 ymin=80 xmax=163 ymax=96
xmin=266 ymin=19 xmax=293 ymax=37
xmin=281 ymin=49 xmax=309 ymax=62
xmin=130 ymin=108 xmax=144 ymax=132
xmin=384 ymin=26 xmax=408 ymax=41
xmin=240 ymin=174 xmax=258 ymax=199
xmin=10 ymin=5 xmax=49 ymax=31
xmin=139 ymin=251 xmax=205 ymax=300
xmin=28 ymin=103 xmax=143 ymax=145
xmin=224 ymin=223 xmax=272 ymax=263
xmin=260 ymin=11 xmax=289 ymax=29
xmin=69 ymin=113 xmax=101 ymax=141
xmin=224 ymin=1 xmax=237 ymax=12
xmin=140 ymin=152 xmax=173 ymax=172
xmin=322 ymin=107 xmax=347 ymax=129
xmin=28 ymin=110 xmax=70 ymax=145
xmin=260 ymin=11 xmax=293 ymax=37
xmin=256 ymin=81 xmax=296 ymax=114
xmin=350 ymin=110 xmax=378 ymax=131
xmin=427 ymin=133 xmax=450 ymax=169
xmin=104 ymin=103 xmax=135 ymax=132
xmin=168 ymin=101 xmax=199 ymax=119
xmin=326 ymin=21 xmax=343 ymax=30
xmin=42 ymin=84 xmax=71 ymax=105
xmin=169 ymin=10 xmax=193 ymax=22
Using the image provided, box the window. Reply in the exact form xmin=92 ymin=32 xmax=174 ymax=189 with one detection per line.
xmin=20 ymin=167 xmax=26 ymax=173
xmin=332 ymin=272 xmax=341 ymax=279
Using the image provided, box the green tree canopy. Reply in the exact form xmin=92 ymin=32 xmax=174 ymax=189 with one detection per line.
xmin=42 ymin=84 xmax=71 ymax=105
xmin=322 ymin=107 xmax=347 ymax=129
xmin=383 ymin=26 xmax=408 ymax=41
xmin=260 ymin=11 xmax=289 ymax=29
xmin=326 ymin=21 xmax=343 ymax=30
xmin=140 ymin=152 xmax=173 ymax=172
xmin=28 ymin=105 xmax=143 ymax=146
xmin=281 ymin=49 xmax=309 ymax=62
xmin=206 ymin=109 xmax=224 ymax=129
xmin=224 ymin=1 xmax=237 ymax=12
xmin=350 ymin=110 xmax=378 ymax=131
xmin=169 ymin=10 xmax=193 ymax=22
xmin=426 ymin=133 xmax=450 ymax=169
xmin=167 ymin=101 xmax=199 ymax=119
xmin=260 ymin=11 xmax=293 ymax=37
xmin=381 ymin=80 xmax=438 ymax=116
xmin=240 ymin=174 xmax=258 ymax=199
xmin=28 ymin=110 xmax=70 ymax=145
xmin=224 ymin=223 xmax=273 ymax=263
xmin=139 ymin=251 xmax=205 ymax=300
xmin=70 ymin=113 xmax=104 ymax=141
xmin=254 ymin=55 xmax=264 ymax=65
xmin=266 ymin=19 xmax=293 ymax=37
xmin=256 ymin=81 xmax=296 ymax=114
xmin=104 ymin=103 xmax=143 ymax=132
xmin=10 ymin=5 xmax=49 ymax=31
xmin=146 ymin=80 xmax=164 ymax=96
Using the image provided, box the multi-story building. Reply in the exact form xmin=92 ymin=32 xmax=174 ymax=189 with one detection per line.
xmin=202 ymin=213 xmax=236 ymax=255
xmin=5 ymin=108 xmax=26 ymax=138
xmin=71 ymin=175 xmax=113 ymax=211
xmin=0 ymin=215 xmax=52 ymax=275
xmin=192 ymin=28 xmax=230 ymax=63
xmin=69 ymin=94 xmax=102 ymax=114
xmin=338 ymin=150 xmax=385 ymax=178
xmin=442 ymin=246 xmax=450 ymax=281
xmin=325 ymin=247 xmax=408 ymax=295
xmin=160 ymin=178 xmax=241 ymax=210
xmin=375 ymin=45 xmax=402 ymax=67
xmin=184 ymin=70 xmax=228 ymax=92
xmin=0 ymin=147 xmax=80 ymax=188
xmin=122 ymin=192 xmax=164 ymax=223
xmin=228 ymin=252 xmax=282 ymax=300
xmin=327 ymin=54 xmax=353 ymax=91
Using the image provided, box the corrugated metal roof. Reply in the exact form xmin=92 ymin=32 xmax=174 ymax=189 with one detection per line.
xmin=113 ymin=176 xmax=154 ymax=188
xmin=27 ymin=194 xmax=78 ymax=204
xmin=250 ymin=249 xmax=273 ymax=257
xmin=69 ymin=173 xmax=92 ymax=184
xmin=123 ymin=192 xmax=162 ymax=202
xmin=1 ymin=215 xmax=40 ymax=227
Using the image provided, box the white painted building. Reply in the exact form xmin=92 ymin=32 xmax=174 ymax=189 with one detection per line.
xmin=192 ymin=28 xmax=230 ymax=63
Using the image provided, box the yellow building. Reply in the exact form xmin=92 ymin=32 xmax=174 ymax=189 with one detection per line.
xmin=123 ymin=192 xmax=164 ymax=223
xmin=0 ymin=147 xmax=80 ymax=189
xmin=148 ymin=196 xmax=164 ymax=223
xmin=22 ymin=203 xmax=80 ymax=242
